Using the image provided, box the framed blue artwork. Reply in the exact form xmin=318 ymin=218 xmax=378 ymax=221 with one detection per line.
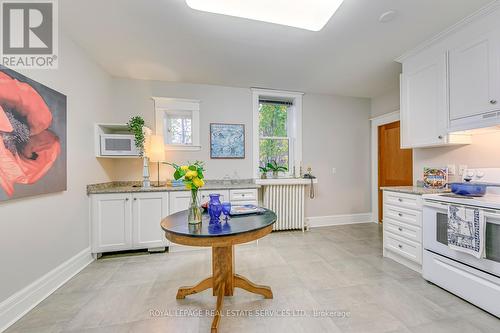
xmin=210 ymin=123 xmax=245 ymax=159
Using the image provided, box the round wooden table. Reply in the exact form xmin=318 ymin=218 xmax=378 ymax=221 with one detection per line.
xmin=161 ymin=209 xmax=277 ymax=333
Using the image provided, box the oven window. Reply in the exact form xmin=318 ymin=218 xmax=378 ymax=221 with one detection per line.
xmin=485 ymin=222 xmax=500 ymax=263
xmin=437 ymin=211 xmax=500 ymax=263
xmin=436 ymin=212 xmax=448 ymax=245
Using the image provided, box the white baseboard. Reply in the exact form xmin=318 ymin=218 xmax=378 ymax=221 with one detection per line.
xmin=306 ymin=213 xmax=374 ymax=228
xmin=0 ymin=247 xmax=94 ymax=332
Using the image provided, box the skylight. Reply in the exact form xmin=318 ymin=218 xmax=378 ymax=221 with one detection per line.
xmin=185 ymin=0 xmax=344 ymax=32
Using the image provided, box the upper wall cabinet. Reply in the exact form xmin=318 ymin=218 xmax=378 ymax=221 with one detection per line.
xmin=400 ymin=51 xmax=470 ymax=148
xmin=398 ymin=2 xmax=500 ymax=144
xmin=448 ymin=30 xmax=500 ymax=130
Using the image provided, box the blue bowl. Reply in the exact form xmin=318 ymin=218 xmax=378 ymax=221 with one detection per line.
xmin=450 ymin=183 xmax=487 ymax=196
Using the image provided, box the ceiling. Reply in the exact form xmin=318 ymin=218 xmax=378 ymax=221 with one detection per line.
xmin=61 ymin=0 xmax=493 ymax=98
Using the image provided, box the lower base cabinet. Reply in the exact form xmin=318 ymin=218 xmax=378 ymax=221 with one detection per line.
xmin=382 ymin=190 xmax=423 ymax=273
xmin=90 ymin=188 xmax=259 ymax=254
xmin=91 ymin=192 xmax=169 ymax=254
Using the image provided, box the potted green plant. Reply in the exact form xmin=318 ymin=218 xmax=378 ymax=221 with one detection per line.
xmin=266 ymin=160 xmax=288 ymax=178
xmin=127 ymin=116 xmax=150 ymax=187
xmin=259 ymin=166 xmax=269 ymax=179
xmin=127 ymin=116 xmax=146 ymax=156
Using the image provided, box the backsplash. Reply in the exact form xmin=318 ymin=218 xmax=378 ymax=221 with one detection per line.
xmin=413 ymin=131 xmax=500 ymax=184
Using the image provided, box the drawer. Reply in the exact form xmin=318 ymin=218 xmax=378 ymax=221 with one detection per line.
xmin=384 ymin=218 xmax=421 ymax=243
xmin=200 ymin=190 xmax=229 ymax=204
xmin=384 ymin=232 xmax=422 ymax=264
xmin=230 ymin=189 xmax=258 ymax=202
xmin=230 ymin=200 xmax=258 ymax=206
xmin=384 ymin=191 xmax=421 ymax=211
xmin=384 ymin=204 xmax=421 ymax=227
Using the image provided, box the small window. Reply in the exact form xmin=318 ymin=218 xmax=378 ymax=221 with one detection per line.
xmin=259 ymin=101 xmax=291 ymax=171
xmin=252 ymin=89 xmax=303 ymax=179
xmin=153 ymin=97 xmax=200 ymax=151
xmin=164 ymin=111 xmax=192 ymax=145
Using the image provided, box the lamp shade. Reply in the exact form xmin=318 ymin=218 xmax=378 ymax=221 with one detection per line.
xmin=148 ymin=135 xmax=166 ymax=162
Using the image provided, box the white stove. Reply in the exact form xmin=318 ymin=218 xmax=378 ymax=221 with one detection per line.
xmin=422 ymin=168 xmax=500 ymax=318
xmin=423 ymin=193 xmax=500 ymax=210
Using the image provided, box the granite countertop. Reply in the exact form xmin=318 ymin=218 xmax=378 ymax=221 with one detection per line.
xmin=381 ymin=186 xmax=450 ymax=195
xmin=87 ymin=180 xmax=260 ymax=195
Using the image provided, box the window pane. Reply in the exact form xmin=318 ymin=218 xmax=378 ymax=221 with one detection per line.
xmin=167 ymin=116 xmax=192 ymax=144
xmin=259 ymin=138 xmax=289 ymax=171
xmin=259 ymin=103 xmax=288 ymax=137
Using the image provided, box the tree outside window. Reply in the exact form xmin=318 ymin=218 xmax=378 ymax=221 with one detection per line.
xmin=259 ymin=102 xmax=290 ymax=172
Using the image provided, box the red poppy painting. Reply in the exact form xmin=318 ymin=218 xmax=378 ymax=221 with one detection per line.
xmin=0 ymin=66 xmax=66 ymax=201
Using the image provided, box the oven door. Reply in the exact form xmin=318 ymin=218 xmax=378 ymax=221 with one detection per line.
xmin=423 ymin=200 xmax=500 ymax=277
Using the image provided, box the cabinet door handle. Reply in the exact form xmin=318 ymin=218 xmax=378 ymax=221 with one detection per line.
xmin=398 ymin=244 xmax=403 ymax=249
xmin=398 ymin=213 xmax=403 ymax=217
xmin=133 ymin=198 xmax=137 ymax=201
xmin=125 ymin=198 xmax=129 ymax=201
xmin=438 ymin=135 xmax=443 ymax=140
xmin=398 ymin=198 xmax=403 ymax=202
xmin=490 ymin=100 xmax=497 ymax=105
xmin=398 ymin=227 xmax=403 ymax=231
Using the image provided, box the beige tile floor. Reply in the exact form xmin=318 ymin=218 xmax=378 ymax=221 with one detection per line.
xmin=5 ymin=223 xmax=500 ymax=333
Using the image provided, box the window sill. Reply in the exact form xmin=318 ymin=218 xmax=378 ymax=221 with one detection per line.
xmin=165 ymin=145 xmax=201 ymax=151
xmin=255 ymin=178 xmax=318 ymax=185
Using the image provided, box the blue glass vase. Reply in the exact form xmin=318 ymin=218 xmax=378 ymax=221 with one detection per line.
xmin=208 ymin=194 xmax=222 ymax=222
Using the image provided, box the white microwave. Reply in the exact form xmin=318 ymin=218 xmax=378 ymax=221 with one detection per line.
xmin=100 ymin=134 xmax=140 ymax=156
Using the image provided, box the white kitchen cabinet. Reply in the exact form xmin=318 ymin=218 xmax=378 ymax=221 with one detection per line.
xmin=400 ymin=52 xmax=471 ymax=148
xmin=383 ymin=190 xmax=423 ymax=273
xmin=449 ymin=31 xmax=500 ymax=122
xmin=91 ymin=193 xmax=132 ymax=253
xmin=91 ymin=192 xmax=168 ymax=254
xmin=168 ymin=191 xmax=192 ymax=214
xmin=132 ymin=192 xmax=169 ymax=249
xmin=200 ymin=190 xmax=229 ymax=205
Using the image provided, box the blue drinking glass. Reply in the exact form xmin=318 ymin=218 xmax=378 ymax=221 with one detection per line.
xmin=222 ymin=202 xmax=231 ymax=219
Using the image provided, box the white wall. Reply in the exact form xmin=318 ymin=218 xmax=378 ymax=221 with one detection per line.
xmin=108 ymin=78 xmax=372 ymax=218
xmin=303 ymin=94 xmax=371 ymax=217
xmin=110 ymin=78 xmax=254 ymax=181
xmin=370 ymin=88 xmax=400 ymax=118
xmin=0 ymin=34 xmax=114 ymax=303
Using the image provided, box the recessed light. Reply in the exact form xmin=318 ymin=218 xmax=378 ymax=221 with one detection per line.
xmin=378 ymin=10 xmax=398 ymax=23
xmin=185 ymin=0 xmax=345 ymax=31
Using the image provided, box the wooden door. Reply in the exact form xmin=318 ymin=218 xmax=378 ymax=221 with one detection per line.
xmin=378 ymin=121 xmax=413 ymax=222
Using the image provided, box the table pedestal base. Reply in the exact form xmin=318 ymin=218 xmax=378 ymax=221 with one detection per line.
xmin=175 ymin=245 xmax=273 ymax=333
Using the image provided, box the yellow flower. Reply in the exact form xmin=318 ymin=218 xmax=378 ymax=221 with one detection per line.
xmin=180 ymin=165 xmax=189 ymax=171
xmin=185 ymin=170 xmax=198 ymax=179
xmin=185 ymin=183 xmax=192 ymax=190
xmin=192 ymin=177 xmax=204 ymax=188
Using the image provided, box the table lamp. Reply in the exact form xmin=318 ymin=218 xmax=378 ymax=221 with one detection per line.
xmin=148 ymin=135 xmax=166 ymax=187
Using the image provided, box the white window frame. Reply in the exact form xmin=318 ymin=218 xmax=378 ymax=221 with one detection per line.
xmin=252 ymin=88 xmax=303 ymax=179
xmin=153 ymin=97 xmax=201 ymax=151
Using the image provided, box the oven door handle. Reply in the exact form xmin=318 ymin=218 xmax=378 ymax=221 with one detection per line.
xmin=484 ymin=211 xmax=500 ymax=220
xmin=423 ymin=201 xmax=449 ymax=210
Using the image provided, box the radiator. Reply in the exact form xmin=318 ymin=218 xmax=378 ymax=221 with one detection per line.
xmin=260 ymin=184 xmax=306 ymax=231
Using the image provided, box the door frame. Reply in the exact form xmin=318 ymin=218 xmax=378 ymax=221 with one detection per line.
xmin=370 ymin=110 xmax=403 ymax=223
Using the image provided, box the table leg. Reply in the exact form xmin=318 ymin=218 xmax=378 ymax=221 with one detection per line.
xmin=211 ymin=282 xmax=225 ymax=333
xmin=176 ymin=276 xmax=213 ymax=299
xmin=234 ymin=274 xmax=273 ymax=299
xmin=212 ymin=246 xmax=234 ymax=296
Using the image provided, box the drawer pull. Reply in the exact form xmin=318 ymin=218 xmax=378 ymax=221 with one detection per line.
xmin=398 ymin=244 xmax=403 ymax=249
xmin=398 ymin=227 xmax=403 ymax=232
xmin=398 ymin=213 xmax=403 ymax=217
xmin=398 ymin=198 xmax=403 ymax=202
